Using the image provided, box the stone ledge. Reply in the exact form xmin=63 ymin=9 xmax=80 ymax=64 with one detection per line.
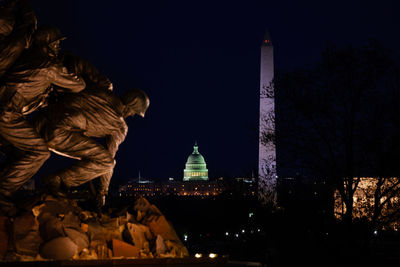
xmin=0 ymin=257 xmax=229 ymax=266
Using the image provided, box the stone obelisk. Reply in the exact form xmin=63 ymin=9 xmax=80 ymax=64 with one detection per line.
xmin=258 ymin=30 xmax=276 ymax=206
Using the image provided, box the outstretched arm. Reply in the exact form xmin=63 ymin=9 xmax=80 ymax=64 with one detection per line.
xmin=47 ymin=64 xmax=86 ymax=92
xmin=61 ymin=51 xmax=113 ymax=91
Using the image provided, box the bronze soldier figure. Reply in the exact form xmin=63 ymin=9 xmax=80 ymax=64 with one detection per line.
xmin=0 ymin=0 xmax=15 ymax=37
xmin=0 ymin=25 xmax=85 ymax=212
xmin=37 ymin=88 xmax=149 ymax=208
xmin=59 ymin=51 xmax=113 ymax=92
xmin=0 ymin=0 xmax=37 ymax=77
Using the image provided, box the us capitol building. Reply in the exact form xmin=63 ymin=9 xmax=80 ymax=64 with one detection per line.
xmin=183 ymin=142 xmax=208 ymax=181
xmin=118 ymin=142 xmax=256 ymax=198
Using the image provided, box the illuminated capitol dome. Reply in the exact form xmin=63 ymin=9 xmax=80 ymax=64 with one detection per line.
xmin=183 ymin=142 xmax=208 ymax=181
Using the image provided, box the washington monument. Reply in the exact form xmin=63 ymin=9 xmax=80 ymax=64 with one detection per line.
xmin=258 ymin=30 xmax=276 ymax=206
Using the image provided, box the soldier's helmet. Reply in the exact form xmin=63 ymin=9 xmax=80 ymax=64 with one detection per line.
xmin=122 ymin=89 xmax=150 ymax=115
xmin=34 ymin=25 xmax=66 ymax=46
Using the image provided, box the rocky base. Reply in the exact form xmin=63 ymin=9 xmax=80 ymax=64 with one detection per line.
xmin=0 ymin=195 xmax=189 ymax=261
xmin=0 ymin=257 xmax=229 ymax=267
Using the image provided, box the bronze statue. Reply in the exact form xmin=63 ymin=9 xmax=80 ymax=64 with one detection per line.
xmin=0 ymin=25 xmax=86 ymax=213
xmin=0 ymin=1 xmax=149 ymax=215
xmin=49 ymin=50 xmax=115 ymax=208
xmin=59 ymin=51 xmax=113 ymax=92
xmin=36 ymin=88 xmax=149 ymax=208
xmin=0 ymin=0 xmax=37 ymax=77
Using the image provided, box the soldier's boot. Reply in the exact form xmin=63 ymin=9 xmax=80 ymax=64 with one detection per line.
xmin=95 ymin=192 xmax=107 ymax=215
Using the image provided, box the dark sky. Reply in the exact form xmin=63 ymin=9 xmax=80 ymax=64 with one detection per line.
xmin=30 ymin=0 xmax=399 ymax=182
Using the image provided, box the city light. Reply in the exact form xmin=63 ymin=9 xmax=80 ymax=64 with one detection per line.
xmin=184 ymin=234 xmax=188 ymax=241
xmin=194 ymin=253 xmax=202 ymax=258
xmin=209 ymin=253 xmax=217 ymax=258
xmin=225 ymin=232 xmax=229 ymax=236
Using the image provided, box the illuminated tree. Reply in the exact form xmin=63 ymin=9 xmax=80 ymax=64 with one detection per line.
xmin=334 ymin=177 xmax=400 ymax=230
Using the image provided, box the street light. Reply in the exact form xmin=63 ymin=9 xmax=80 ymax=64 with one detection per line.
xmin=209 ymin=253 xmax=217 ymax=259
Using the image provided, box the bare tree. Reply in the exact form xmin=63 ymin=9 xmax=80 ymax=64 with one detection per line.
xmin=274 ymin=40 xmax=400 ymax=226
xmin=258 ymin=81 xmax=277 ymax=207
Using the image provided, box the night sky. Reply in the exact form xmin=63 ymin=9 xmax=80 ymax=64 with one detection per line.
xmin=29 ymin=0 xmax=399 ymax=182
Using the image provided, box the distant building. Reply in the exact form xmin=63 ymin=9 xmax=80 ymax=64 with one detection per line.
xmin=166 ymin=179 xmax=223 ymax=197
xmin=117 ymin=142 xmax=259 ymax=199
xmin=183 ymin=142 xmax=208 ymax=181
xmin=119 ymin=178 xmax=226 ymax=199
xmin=118 ymin=177 xmax=162 ymax=198
xmin=234 ymin=177 xmax=257 ymax=198
xmin=117 ymin=177 xmax=259 ymax=199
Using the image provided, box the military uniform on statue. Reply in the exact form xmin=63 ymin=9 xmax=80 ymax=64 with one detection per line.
xmin=0 ymin=25 xmax=86 ymax=214
xmin=36 ymin=88 xmax=149 ymax=209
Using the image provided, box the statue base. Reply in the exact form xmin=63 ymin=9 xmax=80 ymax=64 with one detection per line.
xmin=0 ymin=195 xmax=191 ymax=262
